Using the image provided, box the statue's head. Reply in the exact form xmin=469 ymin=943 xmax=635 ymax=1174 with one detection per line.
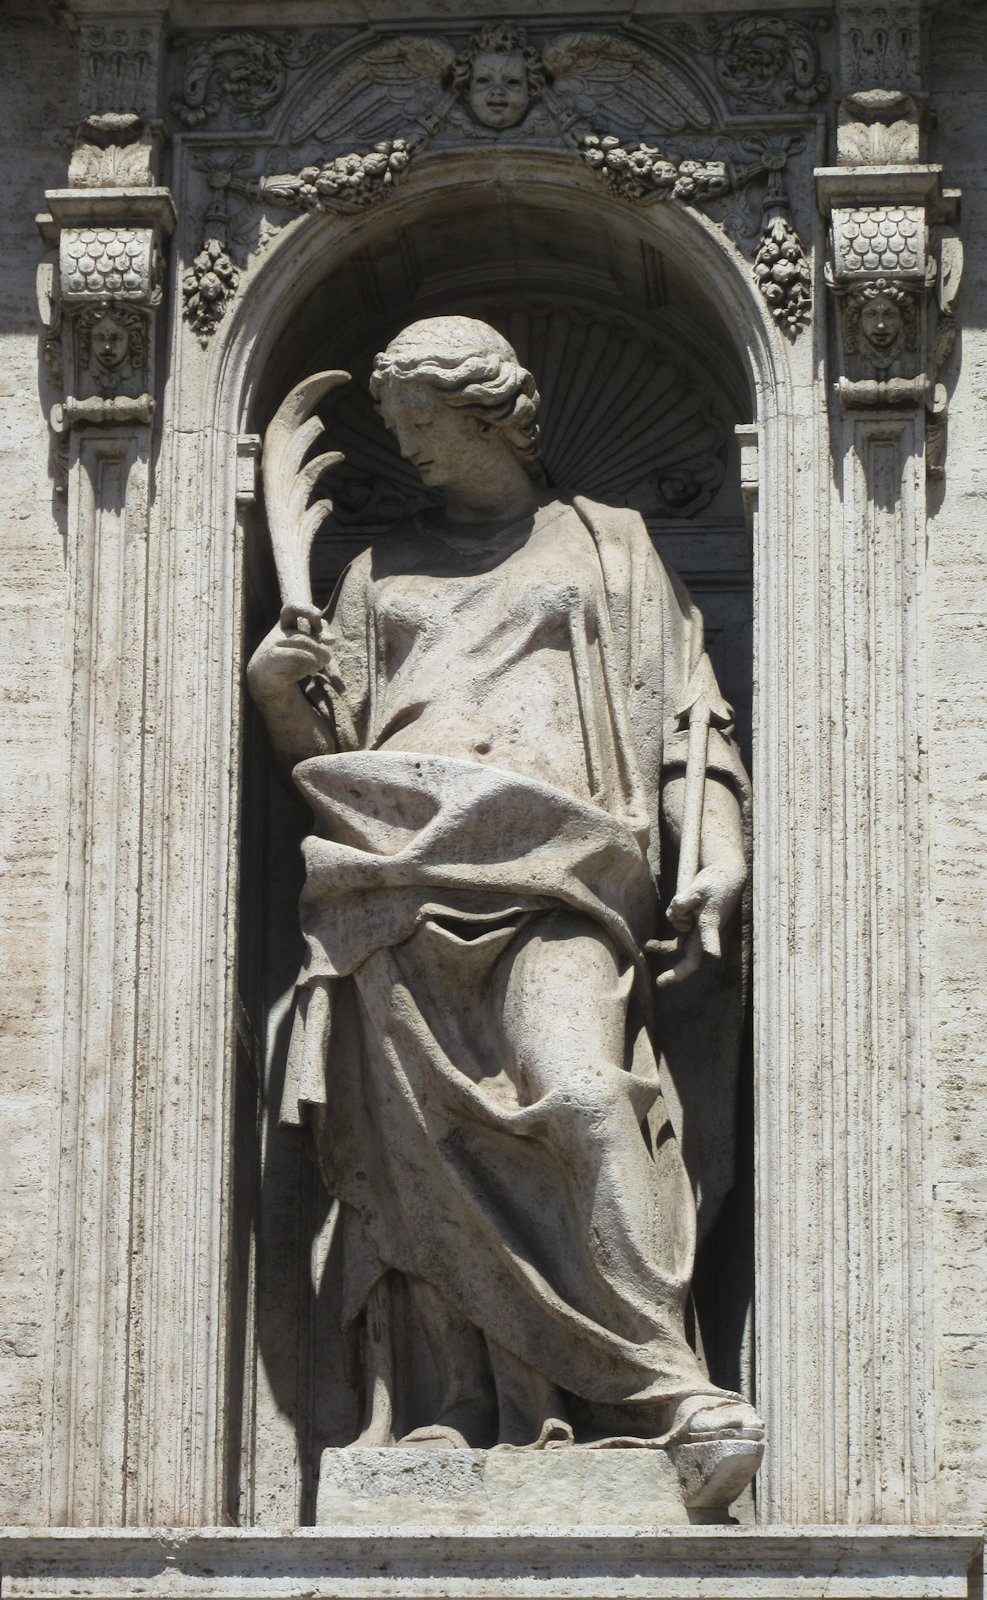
xmin=77 ymin=301 xmax=145 ymax=388
xmin=859 ymin=291 xmax=903 ymax=350
xmin=453 ymin=25 xmax=547 ymax=130
xmin=370 ymin=316 xmax=541 ymax=489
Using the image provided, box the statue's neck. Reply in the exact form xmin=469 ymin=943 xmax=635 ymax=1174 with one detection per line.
xmin=440 ymin=465 xmax=539 ymax=526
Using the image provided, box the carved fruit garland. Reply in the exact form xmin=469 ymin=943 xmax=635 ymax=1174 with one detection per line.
xmin=575 ymin=132 xmax=811 ymax=335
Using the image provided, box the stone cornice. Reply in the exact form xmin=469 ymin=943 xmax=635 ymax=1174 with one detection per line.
xmin=0 ymin=1527 xmax=982 ymax=1599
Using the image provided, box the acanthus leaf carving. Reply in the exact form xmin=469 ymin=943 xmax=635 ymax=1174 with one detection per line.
xmin=67 ymin=113 xmax=161 ymax=189
xmin=837 ymin=90 xmax=920 ymax=167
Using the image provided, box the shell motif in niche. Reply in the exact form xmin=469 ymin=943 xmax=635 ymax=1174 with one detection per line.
xmin=309 ymin=304 xmax=728 ymax=558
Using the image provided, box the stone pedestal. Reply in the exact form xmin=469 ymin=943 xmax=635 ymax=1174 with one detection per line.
xmin=315 ymin=1446 xmax=690 ymax=1527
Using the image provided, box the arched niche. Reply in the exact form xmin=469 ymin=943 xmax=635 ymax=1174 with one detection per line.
xmin=193 ymin=151 xmax=792 ymax=1522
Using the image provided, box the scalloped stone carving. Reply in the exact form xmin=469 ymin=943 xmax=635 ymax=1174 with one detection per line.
xmin=310 ymin=301 xmax=727 ymax=584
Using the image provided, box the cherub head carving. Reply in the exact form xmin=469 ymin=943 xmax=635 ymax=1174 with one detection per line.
xmin=452 ymin=25 xmax=547 ymax=130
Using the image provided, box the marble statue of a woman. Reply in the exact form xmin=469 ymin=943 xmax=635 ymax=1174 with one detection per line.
xmin=247 ymin=315 xmax=764 ymax=1504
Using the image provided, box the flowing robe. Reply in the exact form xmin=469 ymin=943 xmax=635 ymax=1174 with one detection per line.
xmin=281 ymin=496 xmax=750 ymax=1444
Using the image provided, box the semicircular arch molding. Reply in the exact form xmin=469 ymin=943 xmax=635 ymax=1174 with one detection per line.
xmin=159 ymin=149 xmax=808 ymax=1523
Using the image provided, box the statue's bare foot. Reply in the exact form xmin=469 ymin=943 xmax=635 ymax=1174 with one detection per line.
xmin=667 ymin=1395 xmax=764 ymax=1445
xmin=398 ymin=1424 xmax=470 ymax=1450
xmin=666 ymin=1396 xmax=765 ymax=1510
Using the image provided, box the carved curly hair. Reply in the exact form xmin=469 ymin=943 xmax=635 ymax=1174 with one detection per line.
xmin=451 ymin=24 xmax=547 ymax=101
xmin=843 ymin=276 xmax=917 ymax=354
xmin=77 ymin=302 xmax=146 ymax=372
xmin=370 ymin=316 xmax=542 ymax=477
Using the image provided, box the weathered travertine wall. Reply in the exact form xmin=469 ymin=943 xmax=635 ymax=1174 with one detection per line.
xmin=0 ymin=8 xmax=77 ymax=1525
xmin=0 ymin=0 xmax=986 ymax=1543
xmin=926 ymin=0 xmax=987 ymax=1528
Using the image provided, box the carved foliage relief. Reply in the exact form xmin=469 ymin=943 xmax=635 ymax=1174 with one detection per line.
xmin=170 ymin=16 xmax=826 ymax=343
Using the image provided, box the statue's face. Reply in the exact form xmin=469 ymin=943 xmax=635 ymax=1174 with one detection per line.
xmin=92 ymin=315 xmax=129 ymax=369
xmin=469 ymin=50 xmax=530 ymax=129
xmin=379 ymin=379 xmax=501 ymax=491
xmin=860 ymin=295 xmax=902 ymax=351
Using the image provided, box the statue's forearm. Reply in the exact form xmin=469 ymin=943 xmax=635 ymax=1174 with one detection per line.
xmin=251 ymin=682 xmax=335 ymax=778
xmin=662 ymin=773 xmax=746 ymax=873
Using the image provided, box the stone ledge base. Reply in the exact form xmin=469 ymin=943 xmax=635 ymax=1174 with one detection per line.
xmin=316 ymin=1445 xmax=692 ymax=1526
xmin=0 ymin=1527 xmax=982 ymax=1599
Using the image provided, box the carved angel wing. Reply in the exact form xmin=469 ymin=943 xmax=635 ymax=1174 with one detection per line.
xmin=289 ymin=36 xmax=455 ymax=147
xmin=544 ymin=34 xmax=714 ymax=136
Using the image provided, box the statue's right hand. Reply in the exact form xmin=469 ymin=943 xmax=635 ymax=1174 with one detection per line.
xmin=246 ymin=617 xmax=333 ymax=705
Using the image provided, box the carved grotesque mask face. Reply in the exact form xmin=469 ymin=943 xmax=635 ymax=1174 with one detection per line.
xmin=469 ymin=50 xmax=530 ymax=129
xmin=91 ymin=315 xmax=130 ymax=370
xmin=860 ymin=295 xmax=902 ymax=351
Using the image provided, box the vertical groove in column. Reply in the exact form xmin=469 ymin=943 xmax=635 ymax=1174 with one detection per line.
xmin=842 ymin=416 xmax=933 ymax=1523
xmin=46 ymin=433 xmax=150 ymax=1524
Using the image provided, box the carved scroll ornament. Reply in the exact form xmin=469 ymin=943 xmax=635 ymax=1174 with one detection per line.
xmin=171 ymin=29 xmax=325 ymax=127
xmin=670 ymin=12 xmax=829 ymax=108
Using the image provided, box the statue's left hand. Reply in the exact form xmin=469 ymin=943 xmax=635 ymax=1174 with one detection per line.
xmin=656 ymin=860 xmax=745 ymax=987
xmin=666 ymin=860 xmax=745 ymax=960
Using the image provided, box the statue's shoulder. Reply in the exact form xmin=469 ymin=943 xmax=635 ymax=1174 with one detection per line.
xmin=570 ymin=495 xmax=665 ymax=589
xmin=569 ymin=492 xmax=646 ymax=544
xmin=571 ymin=494 xmax=694 ymax=625
xmin=570 ymin=494 xmax=652 ymax=556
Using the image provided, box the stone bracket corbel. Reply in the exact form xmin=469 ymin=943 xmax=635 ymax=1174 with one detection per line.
xmin=816 ymin=164 xmax=961 ymax=474
xmin=37 ymin=186 xmax=175 ymax=433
